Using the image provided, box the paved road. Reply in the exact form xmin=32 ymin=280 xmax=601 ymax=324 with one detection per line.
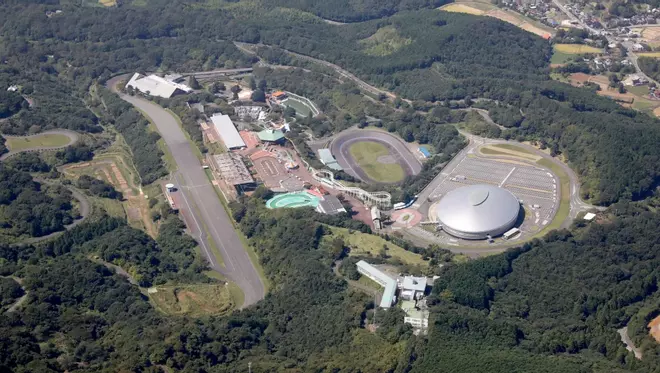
xmin=106 ymin=76 xmax=265 ymax=308
xmin=0 ymin=129 xmax=79 ymax=161
xmin=330 ymin=129 xmax=422 ymax=184
xmin=234 ymin=42 xmax=397 ymax=100
xmin=417 ymin=131 xmax=600 ymax=224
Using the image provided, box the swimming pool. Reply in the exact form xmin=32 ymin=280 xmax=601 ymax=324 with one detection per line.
xmin=266 ymin=191 xmax=321 ymax=209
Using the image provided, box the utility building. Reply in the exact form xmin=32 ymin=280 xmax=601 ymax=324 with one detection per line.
xmin=210 ymin=153 xmax=254 ymax=187
xmin=318 ymin=149 xmax=343 ymax=171
xmin=316 ymin=195 xmax=347 ymax=215
xmin=210 ymin=113 xmax=246 ymax=150
xmin=356 ymin=260 xmax=396 ymax=308
xmin=400 ymin=276 xmax=427 ymax=301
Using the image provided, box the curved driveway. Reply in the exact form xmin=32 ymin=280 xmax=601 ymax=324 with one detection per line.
xmin=106 ymin=75 xmax=264 ymax=308
xmin=330 ymin=129 xmax=422 ymax=184
xmin=0 ymin=129 xmax=79 ymax=161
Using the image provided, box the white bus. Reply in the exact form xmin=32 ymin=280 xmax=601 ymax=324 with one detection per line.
xmin=502 ymin=227 xmax=521 ymax=240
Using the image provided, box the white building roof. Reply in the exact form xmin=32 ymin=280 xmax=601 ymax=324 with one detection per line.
xmin=126 ymin=73 xmax=192 ymax=98
xmin=402 ymin=276 xmax=427 ymax=292
xmin=210 ymin=113 xmax=245 ymax=149
xmin=583 ymin=212 xmax=596 ymax=221
xmin=356 ymin=260 xmax=397 ymax=308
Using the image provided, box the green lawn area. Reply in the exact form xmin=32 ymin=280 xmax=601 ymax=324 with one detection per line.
xmin=632 ymin=97 xmax=658 ymax=114
xmin=6 ymin=134 xmax=72 ymax=151
xmin=349 ymin=141 xmax=405 ymax=183
xmin=626 ymin=84 xmax=650 ymax=96
xmin=550 ymin=50 xmax=576 ymax=64
xmin=357 ymin=275 xmax=383 ymax=291
xmin=323 ymin=226 xmax=427 ymax=266
xmin=282 ymin=97 xmax=313 ymax=117
xmin=492 ymin=143 xmax=534 ymax=155
xmin=479 ymin=147 xmax=512 ymax=157
xmin=535 ymin=158 xmax=570 ymax=233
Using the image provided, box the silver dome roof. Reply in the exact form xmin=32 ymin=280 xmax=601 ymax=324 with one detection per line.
xmin=435 ymin=184 xmax=520 ymax=239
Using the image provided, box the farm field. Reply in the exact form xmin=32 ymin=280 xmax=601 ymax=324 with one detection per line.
xmin=637 ymin=52 xmax=660 ymax=57
xmin=348 ymin=141 xmax=405 ymax=183
xmin=554 ymin=44 xmax=602 ymax=54
xmin=323 ymin=226 xmax=427 ymax=266
xmin=99 ymin=0 xmax=117 ymax=6
xmin=5 ymin=133 xmax=71 ymax=151
xmin=149 ymin=284 xmax=233 ymax=317
xmin=439 ymin=2 xmax=553 ymax=38
xmin=566 ymin=73 xmax=652 ymax=109
xmin=551 ymin=44 xmax=602 ymax=64
xmin=440 ymin=3 xmax=486 ymax=15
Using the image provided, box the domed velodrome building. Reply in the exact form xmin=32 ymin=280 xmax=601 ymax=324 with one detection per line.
xmin=433 ymin=184 xmax=521 ymax=240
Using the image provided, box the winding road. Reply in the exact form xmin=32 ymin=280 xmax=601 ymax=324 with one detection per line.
xmin=0 ymin=129 xmax=79 ymax=161
xmin=106 ymin=75 xmax=265 ymax=308
xmin=234 ymin=42 xmax=397 ymax=100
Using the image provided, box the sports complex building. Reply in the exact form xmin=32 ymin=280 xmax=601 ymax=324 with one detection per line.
xmin=432 ymin=184 xmax=521 ymax=240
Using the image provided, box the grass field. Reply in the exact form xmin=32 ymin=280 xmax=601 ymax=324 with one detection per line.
xmin=536 ymin=158 xmax=570 ymax=233
xmin=282 ymin=97 xmax=313 ymax=117
xmin=550 ymin=50 xmax=576 ymax=64
xmin=441 ymin=3 xmax=486 ymax=14
xmin=323 ymin=226 xmax=427 ymax=266
xmin=483 ymin=144 xmax=541 ymax=161
xmin=6 ymin=133 xmax=72 ymax=151
xmin=554 ymin=44 xmax=602 ymax=54
xmin=626 ymin=84 xmax=651 ymax=96
xmin=149 ymin=284 xmax=233 ymax=317
xmin=349 ymin=141 xmax=405 ymax=183
xmin=360 ymin=26 xmax=412 ymax=56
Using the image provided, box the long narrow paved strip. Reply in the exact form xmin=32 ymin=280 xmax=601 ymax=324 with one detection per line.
xmin=108 ymin=78 xmax=264 ymax=307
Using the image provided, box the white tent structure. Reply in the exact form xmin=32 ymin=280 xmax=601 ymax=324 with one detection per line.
xmin=126 ymin=73 xmax=192 ymax=98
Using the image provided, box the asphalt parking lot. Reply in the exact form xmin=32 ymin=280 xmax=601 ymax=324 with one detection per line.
xmin=426 ymin=156 xmax=558 ymax=238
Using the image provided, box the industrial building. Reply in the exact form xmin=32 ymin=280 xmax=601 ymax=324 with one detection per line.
xmin=434 ymin=184 xmax=520 ymax=240
xmin=210 ymin=113 xmax=245 ymax=150
xmin=209 ymin=153 xmax=254 ymax=187
xmin=316 ymin=195 xmax=347 ymax=215
xmin=356 ymin=260 xmax=396 ymax=308
xmin=125 ymin=73 xmax=192 ymax=98
xmin=318 ymin=149 xmax=343 ymax=171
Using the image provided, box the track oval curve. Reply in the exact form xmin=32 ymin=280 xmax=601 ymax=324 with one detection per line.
xmin=330 ymin=129 xmax=422 ymax=185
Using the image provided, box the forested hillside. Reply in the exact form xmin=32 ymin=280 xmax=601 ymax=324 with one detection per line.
xmin=1 ymin=1 xmax=656 ymax=203
xmin=3 ymin=1 xmax=660 ymax=372
xmin=250 ymin=0 xmax=449 ymax=22
xmin=0 ymin=165 xmax=76 ymax=240
xmin=412 ymin=203 xmax=660 ymax=372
